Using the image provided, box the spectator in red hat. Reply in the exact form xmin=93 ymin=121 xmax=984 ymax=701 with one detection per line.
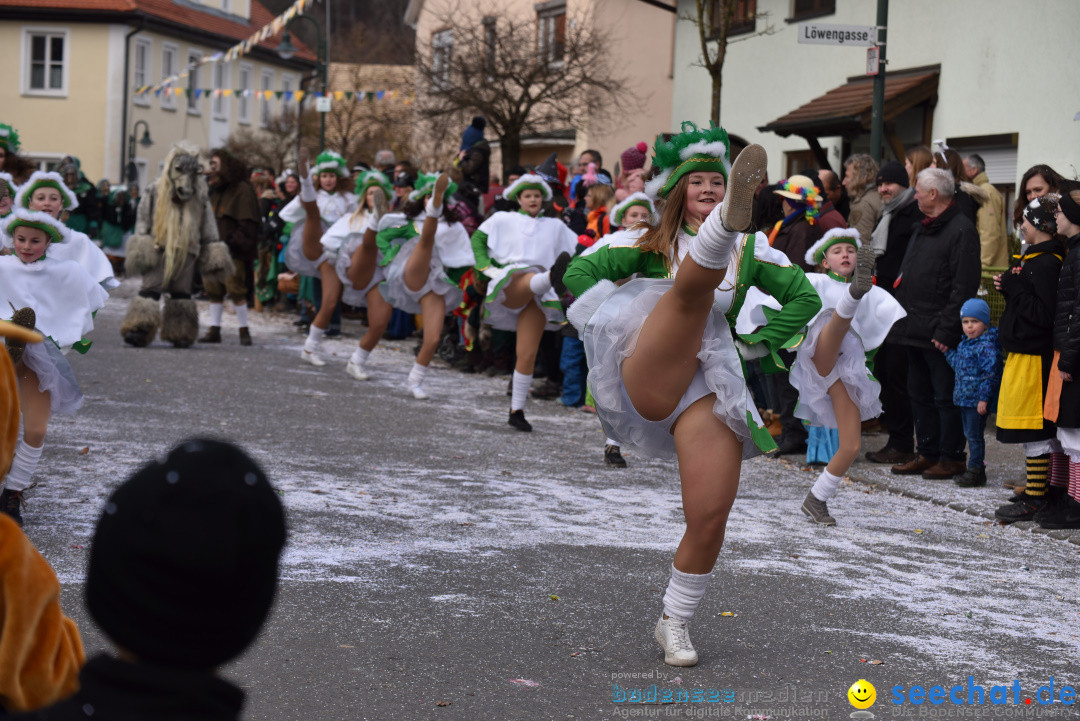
xmin=615 ymin=142 xmax=648 ymax=203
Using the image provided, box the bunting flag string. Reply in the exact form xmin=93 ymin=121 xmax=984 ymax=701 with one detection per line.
xmin=135 ymin=0 xmax=314 ymax=95
xmin=134 ymin=88 xmax=415 ymax=104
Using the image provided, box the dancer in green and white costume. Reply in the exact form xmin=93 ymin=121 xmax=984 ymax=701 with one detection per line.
xmin=279 ymin=150 xmax=358 ymax=366
xmin=741 ymin=228 xmax=905 ymax=525
xmin=326 ymin=169 xmax=394 ymax=381
xmin=470 ymin=174 xmax=577 ymax=431
xmin=376 ymin=172 xmax=474 ymax=399
xmin=563 ymin=124 xmax=820 ymax=667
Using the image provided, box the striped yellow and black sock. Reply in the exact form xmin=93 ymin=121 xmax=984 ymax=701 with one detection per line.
xmin=1025 ymin=454 xmax=1050 ymax=497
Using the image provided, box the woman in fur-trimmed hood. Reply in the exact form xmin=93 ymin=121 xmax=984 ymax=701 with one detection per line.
xmin=119 ymin=141 xmax=234 ymax=349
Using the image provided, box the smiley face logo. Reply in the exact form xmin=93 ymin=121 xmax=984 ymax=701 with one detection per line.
xmin=848 ymin=679 xmax=876 ymax=709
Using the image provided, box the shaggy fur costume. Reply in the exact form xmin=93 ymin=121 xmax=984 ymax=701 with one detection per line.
xmin=159 ymin=298 xmax=199 ymax=348
xmin=119 ymin=296 xmax=161 ymax=347
xmin=121 ymin=142 xmax=223 ymax=347
xmin=199 ymin=240 xmax=236 ymax=286
xmin=124 ymin=234 xmax=160 ymax=277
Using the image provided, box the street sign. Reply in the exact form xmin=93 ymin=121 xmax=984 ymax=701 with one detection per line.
xmin=315 ymin=96 xmax=332 ymax=113
xmin=866 ymin=46 xmax=881 ymax=76
xmin=797 ymin=23 xmax=877 ymax=46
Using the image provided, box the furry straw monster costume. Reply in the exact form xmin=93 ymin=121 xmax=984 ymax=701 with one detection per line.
xmin=120 ymin=143 xmax=233 ymax=348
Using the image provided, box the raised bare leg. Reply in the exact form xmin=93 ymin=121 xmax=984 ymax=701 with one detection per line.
xmin=361 ymin=287 xmax=392 ymax=352
xmin=311 ymin=261 xmax=343 ymax=331
xmin=16 ymin=365 xmax=50 ymax=448
xmin=348 ymin=228 xmax=379 ymax=291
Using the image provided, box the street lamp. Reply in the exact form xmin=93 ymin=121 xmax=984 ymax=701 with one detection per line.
xmin=276 ymin=15 xmax=327 ymax=152
xmin=126 ymin=120 xmax=153 ymax=185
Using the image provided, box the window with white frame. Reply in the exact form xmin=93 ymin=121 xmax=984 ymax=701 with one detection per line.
xmin=23 ymin=28 xmax=68 ymax=95
xmin=259 ymin=69 xmax=274 ymax=127
xmin=212 ymin=61 xmax=228 ymax=119
xmin=133 ymin=38 xmax=152 ymax=106
xmin=161 ymin=43 xmax=178 ymax=109
xmin=238 ymin=63 xmax=252 ymax=124
xmin=431 ymin=29 xmax=452 ymax=90
xmin=536 ymin=1 xmax=566 ymax=67
xmin=187 ymin=50 xmax=202 ymax=114
xmin=281 ymin=73 xmax=295 ymax=117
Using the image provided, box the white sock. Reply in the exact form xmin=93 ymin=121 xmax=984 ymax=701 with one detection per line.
xmin=511 ymin=371 xmax=532 ymax=411
xmin=835 ymin=291 xmax=861 ymax=319
xmin=299 ymin=174 xmax=317 ymax=202
xmin=689 ymin=202 xmax=739 ymax=270
xmin=662 ymin=564 xmax=712 ymax=622
xmin=425 ymin=197 xmax=443 ymax=218
xmin=234 ymin=303 xmax=249 ymax=328
xmin=408 ymin=362 xmax=427 ymax=388
xmin=350 ymin=347 xmax=371 ymax=367
xmin=810 ymin=468 xmax=843 ymax=502
xmin=304 ymin=325 xmax=326 ymax=352
xmin=4 ymin=440 xmax=43 ymax=492
xmin=528 ymin=272 xmax=553 ymax=296
xmin=209 ymin=302 xmax=224 ymax=326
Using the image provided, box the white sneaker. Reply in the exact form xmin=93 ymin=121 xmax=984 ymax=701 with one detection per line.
xmin=345 ymin=361 xmax=370 ymax=380
xmin=409 ymin=384 xmax=429 ymax=400
xmin=301 ymin=348 xmax=325 ymax=367
xmin=654 ymin=616 xmax=698 ymax=667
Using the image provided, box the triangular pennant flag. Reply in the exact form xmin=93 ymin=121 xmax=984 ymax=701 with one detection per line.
xmin=185 ymin=88 xmax=192 ymax=98
xmin=223 ymin=89 xmax=233 ymax=97
xmin=344 ymin=91 xmax=353 ymax=100
xmin=376 ymin=91 xmax=385 ymax=100
xmin=283 ymin=90 xmax=293 ymax=101
xmin=294 ymin=90 xmax=304 ymax=101
xmin=333 ymin=91 xmax=344 ymax=101
xmin=274 ymin=91 xmax=283 ymax=100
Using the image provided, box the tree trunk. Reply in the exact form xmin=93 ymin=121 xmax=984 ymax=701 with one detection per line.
xmin=500 ymin=131 xmax=522 ymax=183
xmin=711 ymin=72 xmax=722 ymax=126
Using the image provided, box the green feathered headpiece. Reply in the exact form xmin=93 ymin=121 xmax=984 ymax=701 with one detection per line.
xmin=310 ymin=150 xmax=349 ymax=178
xmin=355 ymin=170 xmax=392 ymax=199
xmin=0 ymin=124 xmax=20 ymax=153
xmin=408 ymin=173 xmax=459 ymax=203
xmin=644 ymin=122 xmax=732 ymax=200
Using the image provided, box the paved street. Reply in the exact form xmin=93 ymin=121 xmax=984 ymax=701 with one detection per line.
xmin=21 ymin=279 xmax=1080 ymax=720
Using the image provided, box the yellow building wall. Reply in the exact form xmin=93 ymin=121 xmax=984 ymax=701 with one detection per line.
xmin=0 ymin=19 xmax=309 ymax=186
xmin=0 ymin=22 xmax=113 ymax=180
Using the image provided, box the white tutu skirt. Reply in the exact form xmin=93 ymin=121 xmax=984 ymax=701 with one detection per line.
xmin=789 ymin=312 xmax=882 ymax=427
xmin=23 ymin=341 xmax=83 ymax=415
xmin=483 ymin=265 xmax=565 ymax=332
xmin=285 ymin=220 xmax=334 ymax=278
xmin=582 ymin=278 xmax=762 ymax=461
xmin=380 ymin=237 xmax=459 ymax=315
xmin=334 ymin=238 xmax=384 ymax=308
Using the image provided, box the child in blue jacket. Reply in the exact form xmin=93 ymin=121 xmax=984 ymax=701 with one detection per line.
xmin=946 ymin=298 xmax=1003 ymax=487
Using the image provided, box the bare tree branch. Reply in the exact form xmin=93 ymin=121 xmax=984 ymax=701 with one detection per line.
xmin=413 ymin=0 xmax=629 ymax=176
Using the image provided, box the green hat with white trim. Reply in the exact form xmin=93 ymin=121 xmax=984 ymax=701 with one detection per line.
xmin=0 ymin=123 xmax=19 ymax=153
xmin=643 ymin=121 xmax=732 ymax=200
xmin=610 ymin=192 xmax=658 ymax=227
xmin=408 ymin=173 xmax=459 ymax=203
xmin=310 ymin=150 xmax=350 ymax=178
xmin=354 ymin=169 xmax=392 ymax=199
xmin=1 ymin=207 xmax=70 ymax=244
xmin=804 ymin=227 xmax=861 ymax=266
xmin=503 ymin=173 xmax=552 ymax=202
xmin=14 ymin=171 xmax=79 ymax=211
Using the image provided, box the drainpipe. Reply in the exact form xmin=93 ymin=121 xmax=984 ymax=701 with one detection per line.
xmin=120 ymin=18 xmax=146 ymax=183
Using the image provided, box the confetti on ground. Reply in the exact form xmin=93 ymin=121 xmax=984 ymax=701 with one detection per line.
xmin=510 ymin=679 xmax=540 ymax=688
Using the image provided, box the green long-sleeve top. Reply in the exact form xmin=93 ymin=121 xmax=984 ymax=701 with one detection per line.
xmin=375 ymin=219 xmax=419 ymax=266
xmin=563 ymin=230 xmax=821 ymax=372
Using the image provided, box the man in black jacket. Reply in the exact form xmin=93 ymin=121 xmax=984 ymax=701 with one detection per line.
xmin=890 ymin=168 xmax=981 ymax=479
xmin=865 ymin=161 xmax=924 ymax=465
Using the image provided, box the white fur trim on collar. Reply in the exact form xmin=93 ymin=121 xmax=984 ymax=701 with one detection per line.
xmin=804 ymin=227 xmax=861 ymax=266
xmin=15 ymin=171 xmax=79 ymax=211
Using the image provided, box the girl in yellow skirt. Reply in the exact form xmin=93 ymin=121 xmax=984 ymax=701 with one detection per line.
xmin=993 ymin=196 xmax=1067 ymax=523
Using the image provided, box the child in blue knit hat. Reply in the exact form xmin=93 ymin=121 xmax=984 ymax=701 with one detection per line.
xmin=945 ymin=298 xmax=1003 ymax=487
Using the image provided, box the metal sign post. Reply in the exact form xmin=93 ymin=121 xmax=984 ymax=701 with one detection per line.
xmin=869 ymin=0 xmax=888 ymax=164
